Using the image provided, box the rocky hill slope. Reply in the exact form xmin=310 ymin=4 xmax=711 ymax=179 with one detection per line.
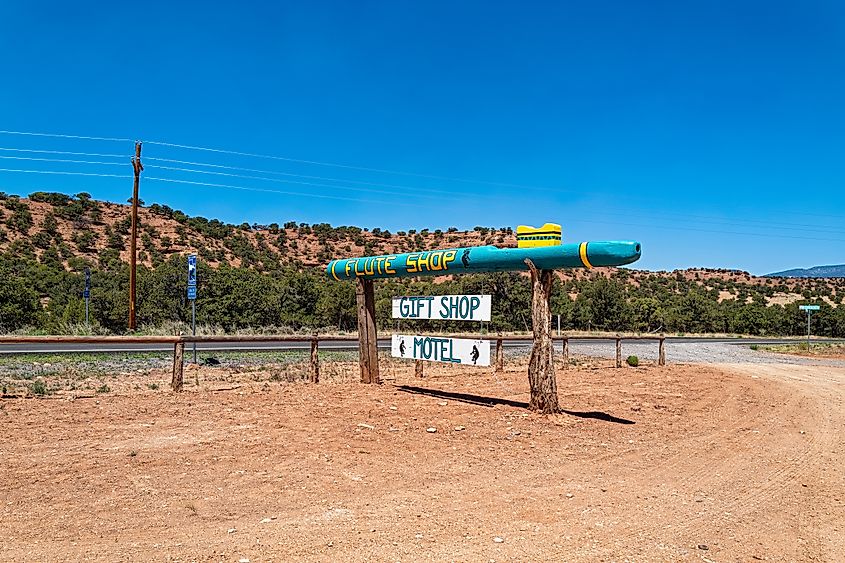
xmin=1 ymin=190 xmax=843 ymax=309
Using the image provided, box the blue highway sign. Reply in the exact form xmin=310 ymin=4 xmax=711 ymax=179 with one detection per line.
xmin=187 ymin=254 xmax=197 ymax=300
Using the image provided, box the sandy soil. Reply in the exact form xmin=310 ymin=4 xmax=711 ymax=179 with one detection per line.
xmin=1 ymin=356 xmax=843 ymax=562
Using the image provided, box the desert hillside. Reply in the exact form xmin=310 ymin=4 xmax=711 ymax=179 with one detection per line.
xmin=1 ymin=190 xmax=842 ymax=307
xmin=1 ymin=190 xmax=843 ymax=336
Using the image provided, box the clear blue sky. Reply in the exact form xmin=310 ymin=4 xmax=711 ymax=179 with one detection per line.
xmin=1 ymin=1 xmax=843 ymax=274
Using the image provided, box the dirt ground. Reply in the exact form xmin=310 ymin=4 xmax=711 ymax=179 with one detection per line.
xmin=1 ymin=354 xmax=843 ymax=562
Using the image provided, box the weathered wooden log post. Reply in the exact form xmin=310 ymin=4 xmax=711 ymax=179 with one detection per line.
xmin=415 ymin=360 xmax=424 ymax=378
xmin=525 ymin=259 xmax=560 ymax=413
xmin=562 ymin=336 xmax=569 ymax=370
xmin=658 ymin=334 xmax=666 ymax=366
xmin=616 ymin=334 xmax=622 ymax=368
xmin=355 ymin=278 xmax=380 ymax=384
xmin=171 ymin=341 xmax=185 ymax=392
xmin=495 ymin=334 xmax=504 ymax=375
xmin=310 ymin=334 xmax=320 ymax=383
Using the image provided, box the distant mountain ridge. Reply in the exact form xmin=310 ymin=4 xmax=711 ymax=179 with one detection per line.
xmin=766 ymin=264 xmax=845 ymax=278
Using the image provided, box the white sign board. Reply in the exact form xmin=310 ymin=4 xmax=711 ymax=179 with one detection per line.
xmin=391 ymin=334 xmax=491 ymax=366
xmin=799 ymin=305 xmax=820 ymax=311
xmin=391 ymin=295 xmax=492 ymax=321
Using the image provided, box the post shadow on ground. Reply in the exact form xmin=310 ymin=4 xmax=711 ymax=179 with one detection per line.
xmin=394 ymin=385 xmax=635 ymax=425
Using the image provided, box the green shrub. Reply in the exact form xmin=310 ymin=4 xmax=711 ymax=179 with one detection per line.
xmin=6 ymin=207 xmax=33 ymax=233
xmin=750 ymin=344 xmax=759 ymax=351
xmin=29 ymin=191 xmax=72 ymax=206
xmin=31 ymin=231 xmax=53 ymax=249
xmin=30 ymin=379 xmax=48 ymax=396
xmin=626 ymin=355 xmax=639 ymax=367
xmin=106 ymin=230 xmax=124 ymax=250
xmin=73 ymin=230 xmax=97 ymax=252
xmin=41 ymin=212 xmax=58 ymax=234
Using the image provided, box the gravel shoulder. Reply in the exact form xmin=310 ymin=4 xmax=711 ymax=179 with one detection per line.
xmin=568 ymin=339 xmax=845 ymax=366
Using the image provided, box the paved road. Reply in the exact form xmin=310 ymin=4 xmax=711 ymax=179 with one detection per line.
xmin=1 ymin=336 xmax=842 ymax=355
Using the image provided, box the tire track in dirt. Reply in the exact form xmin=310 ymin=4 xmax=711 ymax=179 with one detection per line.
xmin=703 ymin=362 xmax=844 ymax=560
xmin=589 ymin=360 xmax=844 ymax=560
xmin=602 ymin=375 xmax=777 ymax=517
xmin=534 ymin=368 xmax=776 ymax=559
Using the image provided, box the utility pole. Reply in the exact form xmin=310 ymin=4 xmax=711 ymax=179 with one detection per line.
xmin=129 ymin=141 xmax=143 ymax=330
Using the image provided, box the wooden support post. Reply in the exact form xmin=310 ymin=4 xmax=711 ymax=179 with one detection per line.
xmin=525 ymin=259 xmax=560 ymax=413
xmin=616 ymin=335 xmax=622 ymax=368
xmin=171 ymin=341 xmax=184 ymax=392
xmin=563 ymin=336 xmax=571 ymax=368
xmin=658 ymin=335 xmax=666 ymax=366
xmin=310 ymin=335 xmax=320 ymax=383
xmin=415 ymin=360 xmax=424 ymax=378
xmin=355 ymin=278 xmax=380 ymax=384
xmin=495 ymin=335 xmax=504 ymax=375
xmin=128 ymin=141 xmax=142 ymax=331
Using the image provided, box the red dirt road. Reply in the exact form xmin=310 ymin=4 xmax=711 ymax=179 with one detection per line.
xmin=1 ymin=358 xmax=843 ymax=561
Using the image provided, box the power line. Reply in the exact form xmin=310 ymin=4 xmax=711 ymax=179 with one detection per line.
xmin=2 ymin=168 xmax=835 ymax=242
xmin=0 ymin=172 xmax=841 ymax=242
xmin=0 ymin=168 xmax=130 ymax=179
xmin=144 ymin=163 xmax=448 ymax=200
xmin=144 ymin=155 xmax=460 ymax=196
xmin=0 ymin=147 xmax=131 ymax=159
xmin=145 ymin=140 xmax=845 ymax=225
xmin=5 ymin=129 xmax=845 ymax=223
xmin=144 ymin=138 xmax=559 ymax=192
xmin=2 ymin=156 xmax=841 ymax=235
xmin=5 ymin=149 xmax=843 ymax=233
xmin=144 ymin=176 xmax=419 ymax=207
xmin=142 ymin=176 xmax=845 ymax=242
xmin=5 ymin=131 xmax=845 ymax=230
xmin=142 ymin=154 xmax=845 ymax=231
xmin=0 ymin=155 xmax=126 ymax=167
xmin=4 ymin=130 xmax=844 ymax=222
xmin=0 ymin=130 xmax=133 ymax=143
xmin=145 ymin=158 xmax=844 ymax=235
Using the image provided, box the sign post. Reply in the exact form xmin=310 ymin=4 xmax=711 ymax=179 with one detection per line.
xmin=187 ymin=254 xmax=197 ymax=363
xmin=390 ymin=294 xmax=492 ymax=367
xmin=799 ymin=304 xmax=820 ymax=351
xmin=83 ymin=268 xmax=91 ymax=329
xmin=326 ymin=234 xmax=642 ymax=411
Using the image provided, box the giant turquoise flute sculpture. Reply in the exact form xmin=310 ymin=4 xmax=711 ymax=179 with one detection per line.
xmin=326 ymin=241 xmax=642 ymax=280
